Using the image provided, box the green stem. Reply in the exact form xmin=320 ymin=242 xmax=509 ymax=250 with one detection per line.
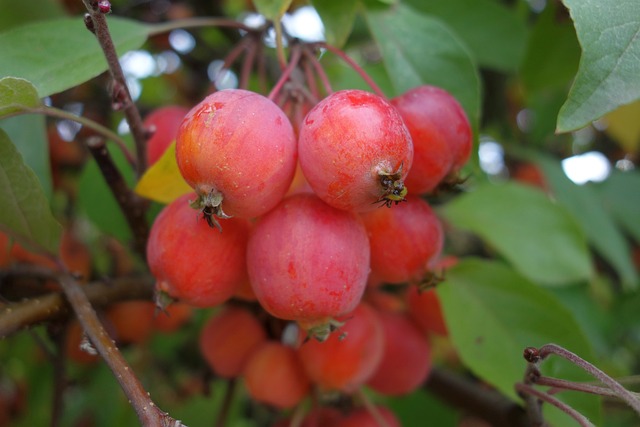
xmin=273 ymin=19 xmax=287 ymax=70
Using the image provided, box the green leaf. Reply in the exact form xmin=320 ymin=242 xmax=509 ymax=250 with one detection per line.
xmin=520 ymin=2 xmax=581 ymax=94
xmin=441 ymin=181 xmax=592 ymax=285
xmin=386 ymin=389 xmax=458 ymax=427
xmin=597 ymin=169 xmax=640 ymax=245
xmin=557 ymin=0 xmax=640 ymax=132
xmin=438 ymin=259 xmax=601 ymax=425
xmin=252 ymin=0 xmax=293 ymax=21
xmin=0 ymin=114 xmax=52 ymax=200
xmin=0 ymin=0 xmax=66 ymax=31
xmin=535 ymin=157 xmax=638 ymax=291
xmin=0 ymin=17 xmax=149 ymax=98
xmin=365 ymin=3 xmax=481 ymax=127
xmin=312 ymin=0 xmax=358 ymax=47
xmin=0 ymin=128 xmax=61 ymax=254
xmin=404 ymin=0 xmax=528 ymax=71
xmin=0 ymin=77 xmax=42 ymax=117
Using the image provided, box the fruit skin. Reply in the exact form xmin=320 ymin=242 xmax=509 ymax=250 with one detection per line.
xmin=146 ymin=193 xmax=251 ymax=307
xmin=243 ymin=341 xmax=311 ymax=409
xmin=199 ymin=305 xmax=267 ymax=378
xmin=153 ymin=302 xmax=193 ymax=333
xmin=360 ymin=195 xmax=444 ymax=284
xmin=298 ymin=89 xmax=413 ymax=212
xmin=176 ymin=89 xmax=297 ymax=220
xmin=393 ymin=85 xmax=472 ymax=180
xmin=297 ymin=303 xmax=384 ymax=392
xmin=246 ymin=193 xmax=370 ymax=338
xmin=143 ymin=105 xmax=189 ymax=166
xmin=366 ymin=310 xmax=432 ymax=395
xmin=335 ymin=406 xmax=401 ymax=427
xmin=105 ymin=300 xmax=156 ymax=344
xmin=407 ymin=286 xmax=448 ymax=336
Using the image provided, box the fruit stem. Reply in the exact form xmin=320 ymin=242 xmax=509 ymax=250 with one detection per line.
xmin=302 ymin=45 xmax=334 ymax=96
xmin=515 ymin=382 xmax=595 ymax=427
xmin=214 ymin=378 xmax=237 ymax=427
xmin=147 ymin=17 xmax=258 ymax=36
xmin=268 ymin=44 xmax=303 ymax=103
xmin=214 ymin=35 xmax=254 ymax=91
xmin=82 ymin=1 xmax=148 ymax=178
xmin=274 ymin=19 xmax=288 ymax=70
xmin=240 ymin=36 xmax=258 ymax=90
xmin=312 ymin=42 xmax=386 ymax=99
xmin=532 ymin=375 xmax=633 ymax=398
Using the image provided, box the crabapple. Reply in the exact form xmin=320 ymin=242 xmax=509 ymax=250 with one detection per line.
xmin=246 ymin=193 xmax=370 ymax=341
xmin=199 ymin=305 xmax=267 ymax=378
xmin=297 ymin=303 xmax=384 ymax=392
xmin=105 ymin=300 xmax=156 ymax=344
xmin=146 ymin=193 xmax=251 ymax=307
xmin=366 ymin=310 xmax=432 ymax=395
xmin=392 ymin=85 xmax=472 ymax=179
xmin=407 ymin=286 xmax=448 ymax=337
xmin=298 ymin=89 xmax=413 ymax=212
xmin=153 ymin=302 xmax=193 ymax=333
xmin=360 ymin=195 xmax=444 ymax=284
xmin=243 ymin=342 xmax=311 ymax=409
xmin=143 ymin=105 xmax=189 ymax=166
xmin=335 ymin=406 xmax=401 ymax=427
xmin=176 ymin=89 xmax=297 ymax=226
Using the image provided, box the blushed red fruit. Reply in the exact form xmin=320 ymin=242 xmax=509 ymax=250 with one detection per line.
xmin=243 ymin=342 xmax=311 ymax=409
xmin=153 ymin=302 xmax=193 ymax=333
xmin=335 ymin=406 xmax=401 ymax=427
xmin=105 ymin=300 xmax=156 ymax=344
xmin=298 ymin=89 xmax=413 ymax=212
xmin=360 ymin=195 xmax=444 ymax=284
xmin=143 ymin=105 xmax=189 ymax=166
xmin=199 ymin=306 xmax=267 ymax=378
xmin=393 ymin=85 xmax=472 ymax=180
xmin=407 ymin=287 xmax=448 ymax=336
xmin=366 ymin=310 xmax=432 ymax=395
xmin=147 ymin=193 xmax=251 ymax=307
xmin=297 ymin=303 xmax=384 ymax=392
xmin=247 ymin=193 xmax=370 ymax=340
xmin=176 ymin=89 xmax=297 ymax=224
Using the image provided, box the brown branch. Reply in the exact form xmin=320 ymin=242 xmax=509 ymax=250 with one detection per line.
xmin=0 ymin=270 xmax=154 ymax=337
xmin=82 ymin=1 xmax=148 ymax=178
xmin=424 ymin=368 xmax=529 ymax=427
xmin=86 ymin=137 xmax=149 ymax=258
xmin=56 ymin=271 xmax=179 ymax=427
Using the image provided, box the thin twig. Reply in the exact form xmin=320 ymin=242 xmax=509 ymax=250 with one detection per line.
xmin=515 ymin=383 xmax=595 ymax=427
xmin=534 ymin=375 xmax=632 ymax=399
xmin=354 ymin=388 xmax=390 ymax=427
xmin=239 ymin=36 xmax=258 ymax=90
xmin=147 ymin=17 xmax=257 ymax=37
xmin=273 ymin=20 xmax=287 ymax=70
xmin=538 ymin=344 xmax=640 ymax=415
xmin=86 ymin=137 xmax=149 ymax=258
xmin=82 ymin=1 xmax=147 ymax=177
xmin=424 ymin=368 xmax=529 ymax=427
xmin=0 ymin=269 xmax=154 ymax=337
xmin=55 ymin=271 xmax=178 ymax=426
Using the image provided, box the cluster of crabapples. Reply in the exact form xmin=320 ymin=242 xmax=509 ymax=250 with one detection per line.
xmin=145 ymin=84 xmax=471 ymax=417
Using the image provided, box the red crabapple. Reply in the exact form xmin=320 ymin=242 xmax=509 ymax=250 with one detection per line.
xmin=366 ymin=310 xmax=432 ymax=395
xmin=393 ymin=85 xmax=471 ymax=179
xmin=243 ymin=342 xmax=311 ymax=409
xmin=143 ymin=105 xmax=189 ymax=166
xmin=105 ymin=300 xmax=156 ymax=344
xmin=335 ymin=406 xmax=401 ymax=427
xmin=298 ymin=89 xmax=413 ymax=212
xmin=199 ymin=305 xmax=267 ymax=378
xmin=360 ymin=195 xmax=444 ymax=284
xmin=297 ymin=303 xmax=384 ymax=392
xmin=153 ymin=302 xmax=193 ymax=333
xmin=176 ymin=89 xmax=297 ymax=227
xmin=147 ymin=193 xmax=251 ymax=307
xmin=247 ymin=193 xmax=370 ymax=341
xmin=407 ymin=286 xmax=448 ymax=336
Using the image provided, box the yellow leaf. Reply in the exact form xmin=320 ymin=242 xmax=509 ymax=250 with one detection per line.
xmin=135 ymin=141 xmax=192 ymax=204
xmin=603 ymin=100 xmax=640 ymax=152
